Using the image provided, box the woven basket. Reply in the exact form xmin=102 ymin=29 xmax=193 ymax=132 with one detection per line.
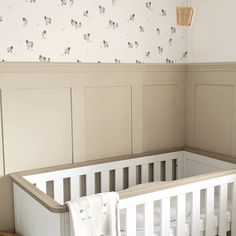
xmin=176 ymin=7 xmax=195 ymax=26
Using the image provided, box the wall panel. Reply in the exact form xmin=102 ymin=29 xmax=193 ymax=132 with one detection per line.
xmin=85 ymin=86 xmax=132 ymax=160
xmin=195 ymin=85 xmax=233 ymax=156
xmin=0 ymin=92 xmax=4 ymax=177
xmin=143 ymin=84 xmax=184 ymax=151
xmin=186 ymin=63 xmax=236 ymax=158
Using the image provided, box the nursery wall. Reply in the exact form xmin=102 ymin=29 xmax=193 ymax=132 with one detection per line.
xmin=0 ymin=0 xmax=187 ymax=63
xmin=187 ymin=0 xmax=236 ymax=62
xmin=186 ymin=0 xmax=236 ymax=154
xmin=0 ymin=0 xmax=188 ymax=231
xmin=0 ymin=63 xmax=186 ymax=231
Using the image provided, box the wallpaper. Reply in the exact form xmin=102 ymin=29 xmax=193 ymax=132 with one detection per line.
xmin=0 ymin=0 xmax=187 ymax=63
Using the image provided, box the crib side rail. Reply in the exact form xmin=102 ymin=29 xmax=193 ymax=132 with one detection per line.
xmin=23 ymin=151 xmax=184 ymax=204
xmin=119 ymin=168 xmax=236 ymax=236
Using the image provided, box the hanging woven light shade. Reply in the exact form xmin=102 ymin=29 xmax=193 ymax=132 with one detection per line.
xmin=176 ymin=7 xmax=195 ymax=26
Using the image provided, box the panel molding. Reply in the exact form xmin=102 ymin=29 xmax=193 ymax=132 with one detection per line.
xmin=186 ymin=63 xmax=236 ymax=158
xmin=0 ymin=62 xmax=187 ymax=73
xmin=0 ymin=91 xmax=4 ymax=176
xmin=187 ymin=62 xmax=236 ymax=72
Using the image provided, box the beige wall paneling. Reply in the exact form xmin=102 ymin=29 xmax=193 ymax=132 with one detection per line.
xmin=142 ymin=72 xmax=186 ymax=152
xmin=186 ymin=64 xmax=236 ymax=158
xmin=0 ymin=176 xmax=14 ymax=231
xmin=1 ymin=73 xmax=73 ymax=173
xmin=195 ymin=84 xmax=233 ymax=156
xmin=75 ymin=73 xmax=133 ymax=162
xmin=0 ymin=92 xmax=4 ymax=177
xmin=0 ymin=63 xmax=186 ymax=232
xmin=85 ymin=86 xmax=132 ymax=159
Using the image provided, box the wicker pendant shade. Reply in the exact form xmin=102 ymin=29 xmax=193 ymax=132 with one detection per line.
xmin=176 ymin=7 xmax=195 ymax=27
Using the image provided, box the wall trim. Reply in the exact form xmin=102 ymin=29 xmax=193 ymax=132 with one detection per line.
xmin=0 ymin=62 xmax=187 ymax=74
xmin=187 ymin=62 xmax=236 ymax=72
xmin=2 ymin=62 xmax=236 ymax=73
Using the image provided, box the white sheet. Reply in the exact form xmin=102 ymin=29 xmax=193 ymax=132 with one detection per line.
xmin=66 ymin=192 xmax=120 ymax=236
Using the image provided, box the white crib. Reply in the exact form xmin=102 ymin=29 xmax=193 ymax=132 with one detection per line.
xmin=11 ymin=149 xmax=236 ymax=236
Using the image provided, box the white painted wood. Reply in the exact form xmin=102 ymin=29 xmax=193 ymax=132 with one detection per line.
xmin=54 ymin=179 xmax=64 ymax=204
xmin=126 ymin=206 xmax=136 ymax=236
xmin=115 ymin=168 xmax=123 ymax=191
xmin=144 ymin=201 xmax=154 ymax=236
xmin=231 ymin=182 xmax=236 ymax=236
xmin=36 ymin=181 xmax=47 ymax=194
xmin=177 ymin=157 xmax=184 ymax=179
xmin=70 ymin=176 xmax=80 ymax=200
xmin=14 ymin=184 xmax=62 ymax=236
xmin=128 ymin=166 xmax=136 ymax=187
xmin=183 ymin=152 xmax=235 ymax=173
xmin=176 ymin=194 xmax=185 ymax=236
xmin=205 ymin=187 xmax=214 ymax=236
xmin=191 ymin=191 xmax=200 ymax=236
xmin=141 ymin=163 xmax=149 ymax=183
xmin=165 ymin=160 xmax=173 ymax=181
xmin=25 ymin=152 xmax=184 ymax=185
xmin=60 ymin=212 xmax=71 ymax=236
xmin=218 ymin=184 xmax=227 ymax=236
xmin=160 ymin=198 xmax=170 ymax=236
xmin=86 ymin=173 xmax=95 ymax=195
xmin=119 ymin=173 xmax=236 ymax=210
xmin=153 ymin=162 xmax=161 ymax=181
xmin=101 ymin=170 xmax=110 ymax=192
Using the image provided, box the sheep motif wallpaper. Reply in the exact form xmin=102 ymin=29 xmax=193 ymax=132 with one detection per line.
xmin=0 ymin=0 xmax=187 ymax=63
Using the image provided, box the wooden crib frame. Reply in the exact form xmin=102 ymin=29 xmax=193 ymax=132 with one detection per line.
xmin=11 ymin=148 xmax=236 ymax=236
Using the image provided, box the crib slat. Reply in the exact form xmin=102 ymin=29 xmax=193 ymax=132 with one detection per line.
xmin=70 ymin=176 xmax=80 ymax=200
xmin=126 ymin=206 xmax=136 ymax=236
xmin=160 ymin=198 xmax=170 ymax=236
xmin=191 ymin=191 xmax=200 ymax=236
xmin=218 ymin=184 xmax=227 ymax=236
xmin=54 ymin=179 xmax=64 ymax=204
xmin=86 ymin=173 xmax=95 ymax=195
xmin=144 ymin=201 xmax=154 ymax=236
xmin=141 ymin=164 xmax=149 ymax=183
xmin=115 ymin=168 xmax=123 ymax=191
xmin=231 ymin=182 xmax=236 ymax=236
xmin=154 ymin=162 xmax=161 ymax=181
xmin=205 ymin=187 xmax=214 ymax=236
xmin=176 ymin=194 xmax=186 ymax=236
xmin=128 ymin=166 xmax=136 ymax=187
xmin=37 ymin=181 xmax=47 ymax=193
xmin=165 ymin=160 xmax=173 ymax=181
xmin=101 ymin=171 xmax=110 ymax=192
xmin=177 ymin=157 xmax=184 ymax=179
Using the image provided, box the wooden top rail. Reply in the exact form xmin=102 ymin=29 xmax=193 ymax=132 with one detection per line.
xmin=10 ymin=147 xmax=236 ymax=214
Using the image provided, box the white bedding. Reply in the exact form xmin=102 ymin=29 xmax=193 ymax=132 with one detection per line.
xmin=119 ymin=182 xmax=232 ymax=236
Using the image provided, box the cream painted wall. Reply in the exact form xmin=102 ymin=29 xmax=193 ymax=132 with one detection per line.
xmin=187 ymin=0 xmax=236 ymax=62
xmin=0 ymin=0 xmax=187 ymax=63
xmin=0 ymin=63 xmax=186 ymax=231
